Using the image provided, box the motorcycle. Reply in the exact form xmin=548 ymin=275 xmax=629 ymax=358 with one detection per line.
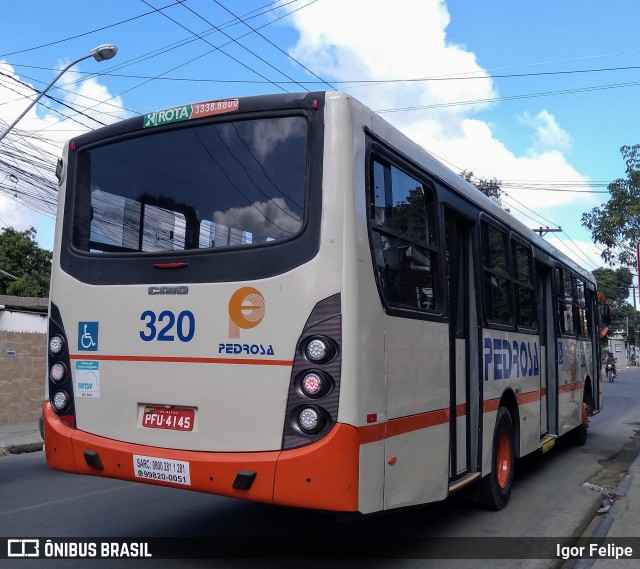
xmin=606 ymin=363 xmax=615 ymax=382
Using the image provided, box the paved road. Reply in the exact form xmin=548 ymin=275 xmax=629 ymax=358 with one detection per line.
xmin=2 ymin=369 xmax=640 ymax=568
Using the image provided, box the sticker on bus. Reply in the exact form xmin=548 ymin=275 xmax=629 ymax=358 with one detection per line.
xmin=74 ymin=360 xmax=100 ymax=398
xmin=143 ymin=98 xmax=239 ymax=129
xmin=133 ymin=455 xmax=191 ymax=486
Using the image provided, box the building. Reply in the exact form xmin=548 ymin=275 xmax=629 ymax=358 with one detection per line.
xmin=606 ymin=329 xmax=638 ymax=367
xmin=0 ymin=295 xmax=47 ymax=424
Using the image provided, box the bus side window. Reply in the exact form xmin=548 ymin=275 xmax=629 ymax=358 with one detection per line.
xmin=554 ymin=267 xmax=576 ymax=336
xmin=563 ymin=271 xmax=575 ymax=335
xmin=575 ymin=279 xmax=589 ymax=337
xmin=513 ymin=240 xmax=537 ymax=330
xmin=369 ymin=157 xmax=439 ymax=313
xmin=481 ymin=221 xmax=512 ymax=325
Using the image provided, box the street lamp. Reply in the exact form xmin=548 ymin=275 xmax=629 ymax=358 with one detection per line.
xmin=0 ymin=44 xmax=118 ymax=143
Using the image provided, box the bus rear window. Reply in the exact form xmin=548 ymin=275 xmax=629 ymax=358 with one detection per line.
xmin=72 ymin=116 xmax=308 ymax=253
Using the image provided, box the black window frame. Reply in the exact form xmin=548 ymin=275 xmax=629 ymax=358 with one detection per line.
xmin=59 ymin=93 xmax=325 ymax=285
xmin=554 ymin=265 xmax=578 ymax=337
xmin=574 ymin=277 xmax=590 ymax=338
xmin=480 ymin=218 xmax=513 ymax=328
xmin=366 ymin=140 xmax=442 ymax=319
xmin=512 ymin=236 xmax=538 ymax=332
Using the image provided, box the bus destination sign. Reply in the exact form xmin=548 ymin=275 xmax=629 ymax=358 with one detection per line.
xmin=143 ymin=98 xmax=240 ymax=128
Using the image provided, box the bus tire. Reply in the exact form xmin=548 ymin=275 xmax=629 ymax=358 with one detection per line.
xmin=572 ymin=398 xmax=589 ymax=447
xmin=479 ymin=406 xmax=515 ymax=511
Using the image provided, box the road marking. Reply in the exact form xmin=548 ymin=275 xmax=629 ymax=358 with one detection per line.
xmin=0 ymin=484 xmax=136 ymax=517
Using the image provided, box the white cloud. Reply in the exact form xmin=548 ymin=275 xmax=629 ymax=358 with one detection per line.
xmin=285 ymin=0 xmax=496 ymax=121
xmin=0 ymin=60 xmax=126 ymax=248
xmin=546 ymin=236 xmax=605 ymax=270
xmin=519 ymin=109 xmax=572 ymax=153
xmin=282 ymin=0 xmax=598 ymax=231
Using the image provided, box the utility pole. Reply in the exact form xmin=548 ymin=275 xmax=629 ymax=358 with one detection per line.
xmin=533 ymin=227 xmax=562 ymax=237
xmin=631 ymin=283 xmax=638 ymax=349
xmin=627 ymin=316 xmax=630 ymax=366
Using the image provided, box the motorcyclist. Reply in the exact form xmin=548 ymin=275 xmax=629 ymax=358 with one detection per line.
xmin=604 ymin=352 xmax=617 ymax=378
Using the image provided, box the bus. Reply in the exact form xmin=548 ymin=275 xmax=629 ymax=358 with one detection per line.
xmin=44 ymin=91 xmax=610 ymax=514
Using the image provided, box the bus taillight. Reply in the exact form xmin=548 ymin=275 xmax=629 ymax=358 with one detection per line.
xmin=49 ymin=362 xmax=67 ymax=383
xmin=51 ymin=391 xmax=70 ymax=412
xmin=297 ymin=406 xmax=329 ymax=434
xmin=282 ymin=294 xmax=342 ymax=450
xmin=303 ymin=335 xmax=338 ymax=364
xmin=49 ymin=334 xmax=65 ymax=355
xmin=47 ymin=303 xmax=76 ymax=429
xmin=300 ymin=371 xmax=332 ymax=398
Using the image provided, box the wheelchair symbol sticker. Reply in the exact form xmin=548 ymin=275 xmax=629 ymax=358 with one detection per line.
xmin=78 ymin=322 xmax=99 ymax=351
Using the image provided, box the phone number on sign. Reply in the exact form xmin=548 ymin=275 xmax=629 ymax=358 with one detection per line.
xmin=138 ymin=470 xmax=189 ymax=484
xmin=133 ymin=455 xmax=191 ymax=486
xmin=192 ymin=99 xmax=239 ymax=116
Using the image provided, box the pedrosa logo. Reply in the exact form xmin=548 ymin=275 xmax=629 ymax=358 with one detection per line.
xmin=228 ymin=287 xmax=265 ymax=339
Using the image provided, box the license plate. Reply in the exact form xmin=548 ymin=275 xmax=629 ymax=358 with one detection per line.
xmin=142 ymin=406 xmax=194 ymax=431
xmin=133 ymin=454 xmax=191 ymax=486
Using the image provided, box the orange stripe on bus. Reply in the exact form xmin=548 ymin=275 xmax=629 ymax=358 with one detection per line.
xmin=558 ymin=381 xmax=584 ymax=394
xmin=68 ymin=354 xmax=293 ymax=366
xmin=483 ymin=390 xmax=542 ymax=413
xmin=483 ymin=399 xmax=501 ymax=413
xmin=359 ymin=385 xmax=589 ymax=445
xmin=358 ymin=403 xmax=466 ymax=444
xmin=515 ymin=390 xmax=541 ymax=405
xmin=387 ymin=408 xmax=450 ymax=438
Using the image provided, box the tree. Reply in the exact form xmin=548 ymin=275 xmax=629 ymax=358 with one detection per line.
xmin=460 ymin=170 xmax=510 ymax=212
xmin=593 ymin=266 xmax=640 ymax=344
xmin=0 ymin=227 xmax=52 ymax=297
xmin=593 ymin=267 xmax=633 ymax=309
xmin=582 ymin=145 xmax=640 ymax=267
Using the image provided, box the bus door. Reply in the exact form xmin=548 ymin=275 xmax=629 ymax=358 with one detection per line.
xmin=587 ymin=286 xmax=602 ymax=413
xmin=537 ymin=262 xmax=558 ymax=436
xmin=444 ymin=208 xmax=480 ymax=482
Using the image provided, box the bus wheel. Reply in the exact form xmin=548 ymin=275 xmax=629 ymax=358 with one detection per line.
xmin=572 ymin=399 xmax=590 ymax=446
xmin=479 ymin=406 xmax=515 ymax=510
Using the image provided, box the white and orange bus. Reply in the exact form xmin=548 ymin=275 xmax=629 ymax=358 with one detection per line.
xmin=44 ymin=91 xmax=610 ymax=514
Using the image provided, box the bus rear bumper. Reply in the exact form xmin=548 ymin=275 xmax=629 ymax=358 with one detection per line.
xmin=42 ymin=402 xmax=359 ymax=512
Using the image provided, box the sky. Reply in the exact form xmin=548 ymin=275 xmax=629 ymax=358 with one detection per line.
xmin=1 ymin=0 xmax=639 ymax=276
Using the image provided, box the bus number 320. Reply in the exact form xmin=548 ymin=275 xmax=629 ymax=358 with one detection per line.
xmin=140 ymin=310 xmax=195 ymax=342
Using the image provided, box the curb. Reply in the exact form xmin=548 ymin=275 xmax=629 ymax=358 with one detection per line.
xmin=6 ymin=442 xmax=44 ymax=455
xmin=572 ymin=452 xmax=640 ymax=569
xmin=0 ymin=441 xmax=43 ymax=456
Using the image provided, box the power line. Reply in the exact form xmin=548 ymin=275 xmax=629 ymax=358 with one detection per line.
xmin=376 ymin=80 xmax=640 ymax=113
xmin=174 ymin=0 xmax=310 ymax=91
xmin=209 ymin=0 xmax=337 ymax=91
xmin=0 ymin=73 xmax=106 ymax=131
xmin=52 ymin=0 xmax=320 ymax=115
xmin=0 ymin=0 xmax=189 ymax=58
xmin=139 ymin=0 xmax=290 ymax=93
xmin=2 ymin=0 xmax=316 ymax=132
xmin=11 ymin=61 xmax=640 ymax=88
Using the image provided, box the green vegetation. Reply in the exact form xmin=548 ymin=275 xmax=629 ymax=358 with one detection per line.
xmin=0 ymin=227 xmax=52 ymax=298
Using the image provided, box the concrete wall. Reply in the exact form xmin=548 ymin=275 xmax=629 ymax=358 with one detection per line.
xmin=0 ymin=331 xmax=46 ymax=424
